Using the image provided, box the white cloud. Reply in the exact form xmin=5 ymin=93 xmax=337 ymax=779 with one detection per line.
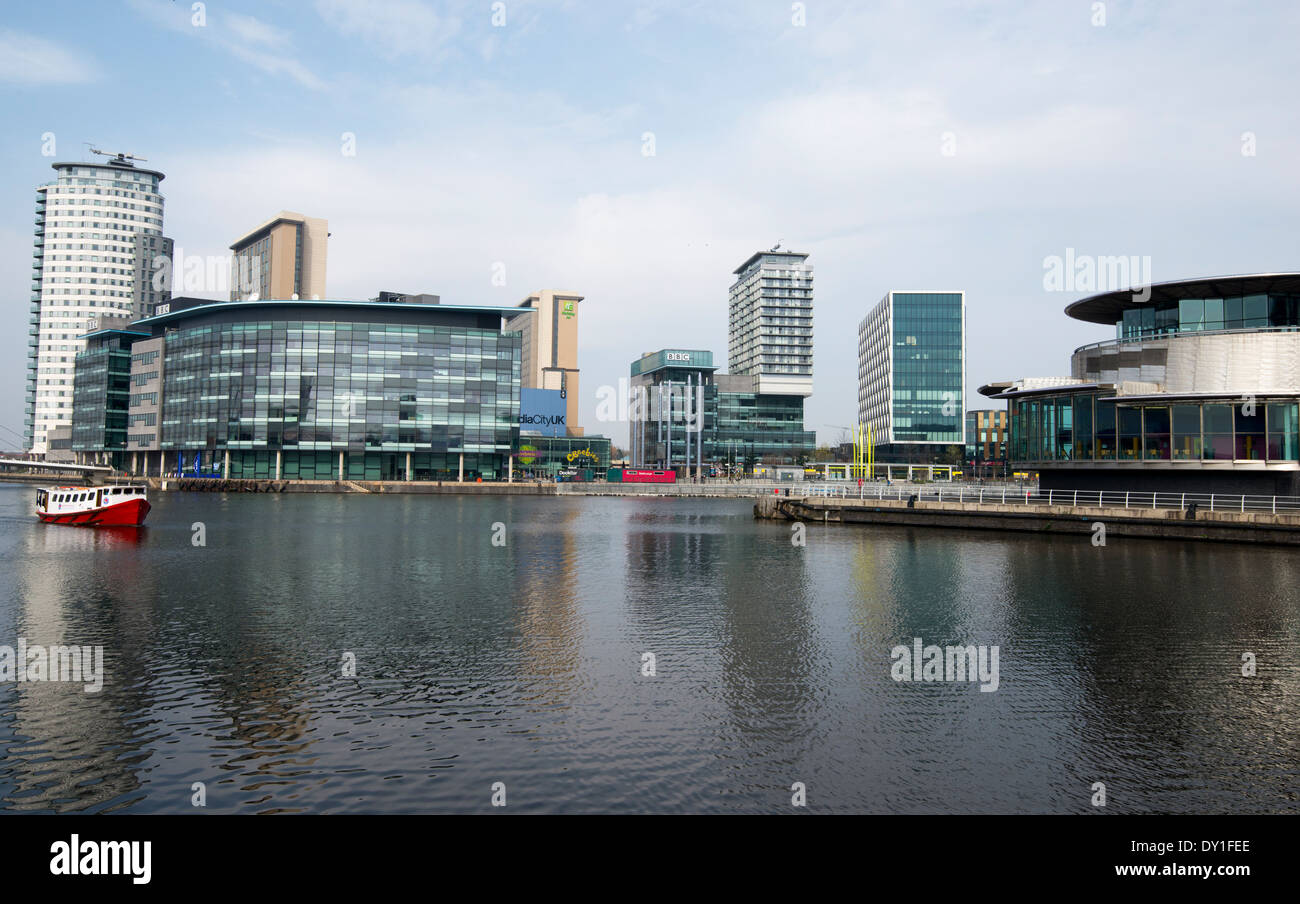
xmin=125 ymin=0 xmax=324 ymax=90
xmin=315 ymin=0 xmax=462 ymax=61
xmin=225 ymin=12 xmax=290 ymax=48
xmin=0 ymin=29 xmax=97 ymax=85
xmin=226 ymin=45 xmax=325 ymax=91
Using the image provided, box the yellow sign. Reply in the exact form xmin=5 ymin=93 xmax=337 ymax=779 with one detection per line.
xmin=566 ymin=448 xmax=597 ymax=464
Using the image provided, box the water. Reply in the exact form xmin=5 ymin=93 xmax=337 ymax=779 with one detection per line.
xmin=0 ymin=483 xmax=1297 ymax=814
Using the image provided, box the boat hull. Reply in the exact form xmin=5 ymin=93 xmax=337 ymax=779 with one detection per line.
xmin=37 ymin=498 xmax=151 ymax=527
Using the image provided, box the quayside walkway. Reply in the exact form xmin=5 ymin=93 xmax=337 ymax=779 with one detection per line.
xmin=755 ymin=484 xmax=1300 ymax=545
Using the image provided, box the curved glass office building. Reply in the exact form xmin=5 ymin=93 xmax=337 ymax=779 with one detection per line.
xmin=72 ymin=297 xmax=524 ymax=481
xmin=980 ymin=274 xmax=1300 ymax=494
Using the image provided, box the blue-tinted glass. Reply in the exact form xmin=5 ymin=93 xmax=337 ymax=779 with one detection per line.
xmin=1178 ymin=298 xmax=1203 ymax=331
xmin=1224 ymin=296 xmax=1243 ymax=328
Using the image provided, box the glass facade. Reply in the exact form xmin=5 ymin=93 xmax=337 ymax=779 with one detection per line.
xmin=157 ymin=316 xmax=521 ymax=480
xmin=1118 ymin=294 xmax=1300 ymax=339
xmin=711 ymin=392 xmax=816 ymax=462
xmin=1009 ymin=392 xmax=1300 ymax=464
xmin=71 ymin=333 xmax=139 ymax=453
xmin=891 ymin=292 xmax=964 ymax=443
xmin=628 ymin=351 xmax=816 ymax=468
xmin=515 ymin=435 xmax=613 ymax=476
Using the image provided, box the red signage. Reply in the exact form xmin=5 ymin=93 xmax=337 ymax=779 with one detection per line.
xmin=621 ymin=469 xmax=676 ymax=484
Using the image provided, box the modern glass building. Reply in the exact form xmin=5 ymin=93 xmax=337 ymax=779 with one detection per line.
xmin=628 ymin=349 xmax=717 ymax=471
xmin=858 ymin=291 xmax=966 ymax=456
xmin=965 ymin=408 xmax=1008 ymax=471
xmin=627 ymin=348 xmax=815 ymax=473
xmin=713 ymin=381 xmax=815 ymax=465
xmin=70 ymin=296 xmax=526 ymax=480
xmin=981 ymin=273 xmax=1300 ymax=494
xmin=71 ymin=328 xmax=144 ymax=455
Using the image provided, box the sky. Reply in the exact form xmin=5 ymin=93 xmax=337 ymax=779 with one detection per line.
xmin=2 ymin=0 xmax=1298 ymax=449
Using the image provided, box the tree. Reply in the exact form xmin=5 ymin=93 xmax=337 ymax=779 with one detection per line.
xmin=940 ymin=444 xmax=964 ymax=465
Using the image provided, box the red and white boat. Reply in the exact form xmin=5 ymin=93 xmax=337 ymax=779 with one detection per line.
xmin=35 ymin=484 xmax=151 ymax=527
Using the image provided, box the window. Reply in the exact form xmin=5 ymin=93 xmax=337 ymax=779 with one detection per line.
xmin=1267 ymin=402 xmax=1299 ymax=460
xmin=1073 ymin=395 xmax=1093 ymax=459
xmin=1235 ymin=405 xmax=1265 ymax=460
xmin=1117 ymin=407 xmax=1142 ymax=460
xmin=1203 ymin=404 xmax=1234 ymax=460
xmin=1095 ymin=402 xmax=1116 ymax=459
xmin=1171 ymin=405 xmax=1201 ymax=459
xmin=1143 ymin=407 xmax=1171 ymax=459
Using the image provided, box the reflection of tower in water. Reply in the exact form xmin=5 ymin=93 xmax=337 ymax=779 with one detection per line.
xmin=512 ymin=505 xmax=584 ymax=704
xmin=4 ymin=525 xmax=153 ymax=811
xmin=715 ymin=526 xmax=821 ymax=741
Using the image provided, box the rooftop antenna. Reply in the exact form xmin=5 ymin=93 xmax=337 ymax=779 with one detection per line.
xmin=770 ymin=240 xmax=782 ymax=252
xmin=87 ymin=146 xmax=148 ymax=166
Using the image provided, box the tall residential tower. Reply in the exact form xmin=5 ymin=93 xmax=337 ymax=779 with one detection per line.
xmin=27 ymin=152 xmax=169 ymax=452
xmin=728 ymin=249 xmax=813 ymax=396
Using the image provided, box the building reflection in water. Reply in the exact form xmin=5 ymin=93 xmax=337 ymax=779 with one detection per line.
xmin=511 ymin=500 xmax=585 ymax=710
xmin=4 ymin=523 xmax=154 ymax=811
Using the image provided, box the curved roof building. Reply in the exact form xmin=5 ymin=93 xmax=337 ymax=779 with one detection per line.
xmin=71 ymin=296 xmax=528 ymax=481
xmin=980 ymin=273 xmax=1300 ymax=494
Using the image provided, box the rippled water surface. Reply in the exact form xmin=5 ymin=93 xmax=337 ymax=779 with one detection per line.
xmin=1 ymin=484 xmax=1297 ymax=813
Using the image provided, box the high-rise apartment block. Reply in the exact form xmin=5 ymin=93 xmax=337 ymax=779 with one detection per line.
xmin=27 ymin=152 xmax=169 ymax=452
xmin=728 ymin=249 xmax=813 ymax=397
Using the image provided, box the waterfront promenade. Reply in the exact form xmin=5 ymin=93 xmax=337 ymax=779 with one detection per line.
xmin=137 ymin=477 xmax=855 ymax=498
xmin=756 ymin=488 xmax=1300 ymax=545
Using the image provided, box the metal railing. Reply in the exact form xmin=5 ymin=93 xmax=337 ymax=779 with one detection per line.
xmin=1071 ymin=324 xmax=1300 ymax=356
xmin=794 ymin=483 xmax=1300 ymax=514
